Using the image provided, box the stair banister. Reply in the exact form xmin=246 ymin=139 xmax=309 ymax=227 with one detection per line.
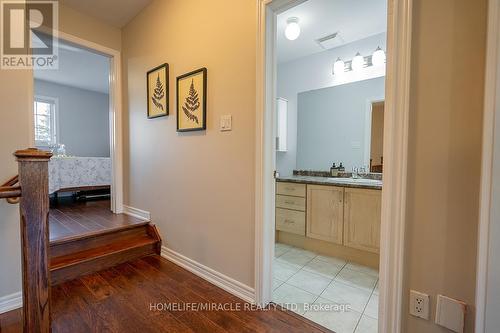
xmin=14 ymin=148 xmax=52 ymax=333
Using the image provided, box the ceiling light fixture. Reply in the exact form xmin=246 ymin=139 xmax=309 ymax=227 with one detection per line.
xmin=333 ymin=58 xmax=345 ymax=75
xmin=372 ymin=46 xmax=386 ymax=66
xmin=352 ymin=52 xmax=365 ymax=71
xmin=285 ymin=17 xmax=301 ymax=41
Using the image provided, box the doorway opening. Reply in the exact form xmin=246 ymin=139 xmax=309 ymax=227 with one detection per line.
xmin=255 ymin=0 xmax=412 ymax=332
xmin=270 ymin=1 xmax=387 ymax=331
xmin=30 ymin=32 xmax=123 ymax=215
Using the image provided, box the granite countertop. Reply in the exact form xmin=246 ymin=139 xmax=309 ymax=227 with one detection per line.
xmin=277 ymin=175 xmax=382 ymax=190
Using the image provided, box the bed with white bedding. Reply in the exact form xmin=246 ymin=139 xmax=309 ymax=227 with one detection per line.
xmin=48 ymin=156 xmax=111 ymax=194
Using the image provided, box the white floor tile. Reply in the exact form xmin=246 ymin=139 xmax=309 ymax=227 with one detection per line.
xmin=355 ymin=315 xmax=378 ymax=333
xmin=288 ymin=247 xmax=317 ymax=258
xmin=287 ymin=270 xmax=332 ymax=296
xmin=273 ymin=278 xmax=285 ymax=290
xmin=273 ymin=283 xmax=318 ymax=315
xmin=274 ymin=246 xmax=289 ymax=258
xmin=304 ymin=298 xmax=362 ymax=333
xmin=303 ymin=257 xmax=344 ymax=279
xmin=315 ymin=254 xmax=347 ymax=267
xmin=273 ymin=260 xmax=300 ymax=281
xmin=345 ymin=263 xmax=379 ymax=278
xmin=277 ymin=250 xmax=315 ymax=267
xmin=373 ymin=280 xmax=379 ymax=295
xmin=320 ymin=281 xmax=372 ymax=313
xmin=364 ymin=294 xmax=379 ymax=319
xmin=335 ymin=268 xmax=378 ymax=292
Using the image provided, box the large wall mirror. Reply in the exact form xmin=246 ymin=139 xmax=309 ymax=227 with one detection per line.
xmin=295 ymin=77 xmax=385 ymax=173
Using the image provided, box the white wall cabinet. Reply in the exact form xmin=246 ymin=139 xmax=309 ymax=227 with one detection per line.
xmin=276 ymin=98 xmax=288 ymax=152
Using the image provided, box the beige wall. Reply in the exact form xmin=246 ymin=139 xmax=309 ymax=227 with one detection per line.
xmin=404 ymin=0 xmax=486 ymax=332
xmin=0 ymin=2 xmax=121 ymax=298
xmin=122 ymin=0 xmax=257 ymax=286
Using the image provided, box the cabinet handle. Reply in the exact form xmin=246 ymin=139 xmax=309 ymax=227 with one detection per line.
xmin=285 ymin=200 xmax=295 ymax=205
xmin=339 ymin=192 xmax=343 ymax=203
xmin=286 ymin=187 xmax=295 ymax=191
xmin=284 ymin=219 xmax=294 ymax=224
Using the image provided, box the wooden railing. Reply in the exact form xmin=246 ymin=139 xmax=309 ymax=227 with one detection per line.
xmin=0 ymin=175 xmax=20 ymax=204
xmin=3 ymin=148 xmax=53 ymax=333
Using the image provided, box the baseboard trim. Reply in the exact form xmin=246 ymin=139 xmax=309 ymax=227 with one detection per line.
xmin=0 ymin=292 xmax=22 ymax=314
xmin=123 ymin=205 xmax=151 ymax=221
xmin=161 ymin=246 xmax=255 ymax=304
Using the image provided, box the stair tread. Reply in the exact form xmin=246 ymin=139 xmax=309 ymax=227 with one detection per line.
xmin=51 ymin=234 xmax=158 ymax=270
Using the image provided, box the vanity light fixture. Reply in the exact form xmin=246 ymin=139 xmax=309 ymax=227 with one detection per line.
xmin=351 ymin=52 xmax=365 ymax=71
xmin=285 ymin=17 xmax=301 ymax=41
xmin=372 ymin=46 xmax=386 ymax=66
xmin=333 ymin=58 xmax=345 ymax=75
xmin=332 ymin=47 xmax=387 ymax=76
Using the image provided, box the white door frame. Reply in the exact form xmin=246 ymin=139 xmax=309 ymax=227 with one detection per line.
xmin=475 ymin=0 xmax=500 ymax=331
xmin=30 ymin=31 xmax=124 ymax=214
xmin=254 ymin=1 xmax=413 ymax=332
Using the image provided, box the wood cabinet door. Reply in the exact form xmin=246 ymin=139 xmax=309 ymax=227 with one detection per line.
xmin=343 ymin=188 xmax=382 ymax=253
xmin=306 ymin=185 xmax=344 ymax=244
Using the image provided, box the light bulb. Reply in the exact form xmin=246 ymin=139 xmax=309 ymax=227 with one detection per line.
xmin=333 ymin=58 xmax=345 ymax=75
xmin=352 ymin=52 xmax=364 ymax=71
xmin=285 ymin=18 xmax=301 ymax=41
xmin=372 ymin=47 xmax=386 ymax=66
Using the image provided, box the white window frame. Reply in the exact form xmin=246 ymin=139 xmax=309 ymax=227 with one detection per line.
xmin=34 ymin=95 xmax=59 ymax=148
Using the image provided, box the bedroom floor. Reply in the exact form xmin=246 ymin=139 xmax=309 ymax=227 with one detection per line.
xmin=49 ymin=199 xmax=147 ymax=242
xmin=273 ymin=243 xmax=379 ymax=333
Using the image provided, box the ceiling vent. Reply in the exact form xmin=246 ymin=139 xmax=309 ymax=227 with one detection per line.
xmin=316 ymin=32 xmax=345 ymax=50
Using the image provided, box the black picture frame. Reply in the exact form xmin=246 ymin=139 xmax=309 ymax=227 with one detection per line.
xmin=176 ymin=67 xmax=207 ymax=132
xmin=147 ymin=63 xmax=169 ymax=119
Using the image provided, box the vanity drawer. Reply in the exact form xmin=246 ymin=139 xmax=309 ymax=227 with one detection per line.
xmin=276 ymin=195 xmax=306 ymax=211
xmin=277 ymin=182 xmax=306 ymax=197
xmin=276 ymin=208 xmax=306 ymax=236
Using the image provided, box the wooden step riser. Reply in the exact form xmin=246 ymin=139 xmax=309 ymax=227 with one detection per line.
xmin=51 ymin=243 xmax=158 ymax=285
xmin=50 ymin=225 xmax=150 ymax=258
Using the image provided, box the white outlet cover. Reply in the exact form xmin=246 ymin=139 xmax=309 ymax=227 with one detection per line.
xmin=409 ymin=290 xmax=430 ymax=320
xmin=435 ymin=295 xmax=466 ymax=333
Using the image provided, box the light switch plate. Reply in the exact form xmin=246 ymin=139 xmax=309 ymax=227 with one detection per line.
xmin=409 ymin=290 xmax=430 ymax=320
xmin=435 ymin=295 xmax=466 ymax=333
xmin=220 ymin=115 xmax=232 ymax=132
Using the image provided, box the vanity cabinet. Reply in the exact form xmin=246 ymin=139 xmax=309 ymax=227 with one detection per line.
xmin=306 ymin=185 xmax=344 ymax=245
xmin=276 ymin=182 xmax=306 ymax=236
xmin=343 ymin=188 xmax=381 ymax=254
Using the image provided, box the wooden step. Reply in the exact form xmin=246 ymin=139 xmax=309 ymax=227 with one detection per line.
xmin=50 ymin=223 xmax=161 ymax=285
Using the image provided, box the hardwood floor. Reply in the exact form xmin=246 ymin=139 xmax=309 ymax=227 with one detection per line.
xmin=49 ymin=199 xmax=146 ymax=243
xmin=0 ymin=256 xmax=332 ymax=333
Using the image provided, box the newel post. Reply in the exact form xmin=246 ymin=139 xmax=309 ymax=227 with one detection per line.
xmin=15 ymin=148 xmax=53 ymax=333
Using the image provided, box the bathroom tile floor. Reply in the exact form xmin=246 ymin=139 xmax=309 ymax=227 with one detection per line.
xmin=273 ymin=243 xmax=379 ymax=333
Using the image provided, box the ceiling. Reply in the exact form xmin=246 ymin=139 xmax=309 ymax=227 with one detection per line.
xmin=61 ymin=0 xmax=153 ymax=28
xmin=277 ymin=0 xmax=387 ymax=63
xmin=34 ymin=40 xmax=110 ymax=94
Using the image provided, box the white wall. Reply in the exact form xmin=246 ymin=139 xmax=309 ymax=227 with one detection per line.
xmin=296 ymin=77 xmax=384 ymax=171
xmin=34 ymin=79 xmax=110 ymax=157
xmin=277 ymin=32 xmax=386 ymax=175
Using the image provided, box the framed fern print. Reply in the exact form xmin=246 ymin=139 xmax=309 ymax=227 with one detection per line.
xmin=147 ymin=63 xmax=169 ymax=119
xmin=176 ymin=68 xmax=207 ymax=132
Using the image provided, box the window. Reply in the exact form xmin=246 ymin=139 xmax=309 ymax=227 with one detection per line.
xmin=34 ymin=97 xmax=57 ymax=147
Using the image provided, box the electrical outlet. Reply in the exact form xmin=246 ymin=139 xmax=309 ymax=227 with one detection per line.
xmin=410 ymin=290 xmax=430 ymax=320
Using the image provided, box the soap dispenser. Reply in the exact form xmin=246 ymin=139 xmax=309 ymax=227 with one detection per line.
xmin=330 ymin=163 xmax=339 ymax=177
xmin=339 ymin=162 xmax=345 ymax=172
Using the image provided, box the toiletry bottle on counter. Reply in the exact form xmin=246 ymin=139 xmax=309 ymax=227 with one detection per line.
xmin=330 ymin=163 xmax=339 ymax=177
xmin=339 ymin=162 xmax=345 ymax=172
